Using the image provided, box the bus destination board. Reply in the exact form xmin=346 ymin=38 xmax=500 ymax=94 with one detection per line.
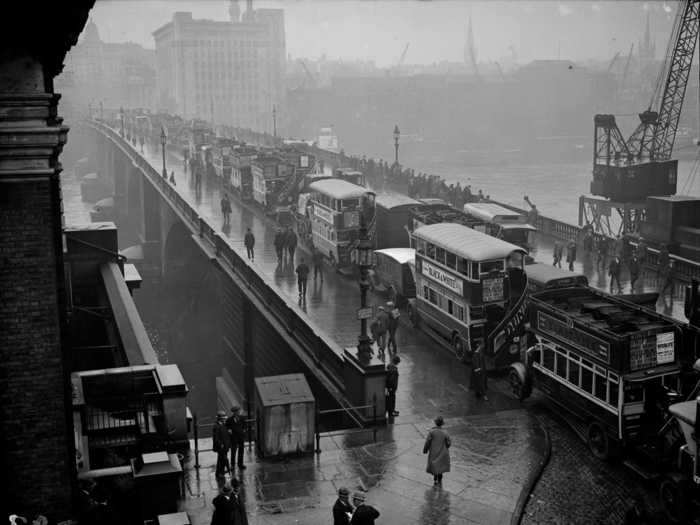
xmin=629 ymin=331 xmax=675 ymax=371
xmin=482 ymin=277 xmax=504 ymax=303
xmin=537 ymin=311 xmax=610 ymax=363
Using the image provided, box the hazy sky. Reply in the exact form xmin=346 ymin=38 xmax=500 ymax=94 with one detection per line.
xmin=89 ymin=1 xmax=677 ymax=66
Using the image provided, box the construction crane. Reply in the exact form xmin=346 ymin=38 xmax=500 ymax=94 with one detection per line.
xmin=396 ymin=43 xmax=410 ymax=68
xmin=607 ymin=50 xmax=621 ymax=72
xmin=581 ymin=1 xmax=700 ymax=236
xmin=620 ymin=43 xmax=634 ymax=92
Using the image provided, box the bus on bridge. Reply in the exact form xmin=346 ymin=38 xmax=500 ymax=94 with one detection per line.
xmin=409 ymin=222 xmax=527 ymax=367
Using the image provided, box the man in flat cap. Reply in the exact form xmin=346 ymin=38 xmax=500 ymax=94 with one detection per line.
xmin=350 ymin=492 xmax=379 ymax=525
xmin=332 ymin=486 xmax=353 ymax=525
xmin=226 ymin=405 xmax=247 ymax=470
xmin=213 ymin=410 xmax=231 ymax=478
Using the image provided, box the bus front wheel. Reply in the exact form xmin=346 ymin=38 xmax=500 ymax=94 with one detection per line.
xmin=659 ymin=475 xmax=689 ymax=523
xmin=586 ymin=422 xmax=611 ymax=461
xmin=508 ymin=365 xmax=531 ymax=401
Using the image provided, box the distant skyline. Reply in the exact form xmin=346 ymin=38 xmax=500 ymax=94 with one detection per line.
xmin=87 ymin=1 xmax=677 ymax=67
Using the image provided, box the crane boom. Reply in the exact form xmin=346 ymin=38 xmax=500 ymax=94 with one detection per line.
xmin=591 ymin=0 xmax=700 ymax=202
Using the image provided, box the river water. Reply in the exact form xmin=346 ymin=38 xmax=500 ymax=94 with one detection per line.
xmin=406 ymin=157 xmax=700 ymax=225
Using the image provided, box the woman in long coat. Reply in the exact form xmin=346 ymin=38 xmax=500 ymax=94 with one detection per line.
xmin=423 ymin=416 xmax=451 ymax=486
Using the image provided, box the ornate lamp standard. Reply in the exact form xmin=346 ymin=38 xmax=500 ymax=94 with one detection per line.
xmin=119 ymin=107 xmax=125 ymax=138
xmin=393 ymin=124 xmax=400 ymax=167
xmin=356 ymin=198 xmax=375 ymax=362
xmin=160 ymin=126 xmax=168 ymax=178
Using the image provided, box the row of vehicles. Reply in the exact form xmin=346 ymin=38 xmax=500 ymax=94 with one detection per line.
xmin=139 ymin=114 xmax=700 ymax=520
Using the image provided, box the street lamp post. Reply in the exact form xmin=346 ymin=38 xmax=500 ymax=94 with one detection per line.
xmin=356 ymin=201 xmax=375 ymax=362
xmin=393 ymin=124 xmax=400 ymax=167
xmin=160 ymin=126 xmax=168 ymax=178
xmin=272 ymin=104 xmax=277 ymax=139
xmin=119 ymin=107 xmax=125 ymax=138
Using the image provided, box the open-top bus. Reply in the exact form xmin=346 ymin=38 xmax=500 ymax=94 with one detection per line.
xmin=410 ymin=222 xmax=527 ymax=368
xmin=509 ymin=286 xmax=687 ymax=464
xmin=306 ymin=178 xmax=375 ymax=269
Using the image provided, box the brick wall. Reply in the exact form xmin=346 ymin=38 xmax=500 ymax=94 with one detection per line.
xmin=0 ymin=178 xmax=73 ymax=520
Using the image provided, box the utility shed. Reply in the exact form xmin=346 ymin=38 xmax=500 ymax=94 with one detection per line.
xmin=254 ymin=374 xmax=315 ymax=457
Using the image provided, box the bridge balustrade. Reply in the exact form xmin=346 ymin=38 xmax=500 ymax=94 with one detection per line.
xmin=90 ymin=120 xmax=348 ymax=398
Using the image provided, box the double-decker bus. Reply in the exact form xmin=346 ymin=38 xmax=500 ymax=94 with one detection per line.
xmin=307 ymin=179 xmax=375 ymax=268
xmin=463 ymin=202 xmax=537 ymax=251
xmin=509 ymin=286 xmax=685 ymax=462
xmin=410 ymin=222 xmax=527 ymax=367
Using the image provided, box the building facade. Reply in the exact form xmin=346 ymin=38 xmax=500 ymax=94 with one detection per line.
xmin=153 ymin=1 xmax=285 ymax=134
xmin=57 ymin=19 xmax=157 ymax=113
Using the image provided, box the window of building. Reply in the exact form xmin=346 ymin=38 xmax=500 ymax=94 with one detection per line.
xmin=457 ymin=258 xmax=470 ymax=277
xmin=581 ymin=363 xmax=593 ymax=394
xmin=429 ymin=288 xmax=438 ymax=305
xmin=594 ymin=372 xmax=607 ymax=402
xmin=445 ymin=251 xmax=457 ymax=270
xmin=568 ymin=357 xmax=580 ymax=386
xmin=542 ymin=347 xmax=555 ymax=371
xmin=555 ymin=351 xmax=567 ymax=378
xmin=435 ymin=247 xmax=445 ymax=265
xmin=480 ymin=260 xmax=505 ymax=274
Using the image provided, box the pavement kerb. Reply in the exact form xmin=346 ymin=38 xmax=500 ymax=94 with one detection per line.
xmin=511 ymin=413 xmax=552 ymax=525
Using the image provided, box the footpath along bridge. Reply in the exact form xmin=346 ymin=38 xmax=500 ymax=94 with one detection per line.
xmin=74 ymin=118 xmax=552 ymax=524
xmin=70 ymin=118 xmax=697 ymax=524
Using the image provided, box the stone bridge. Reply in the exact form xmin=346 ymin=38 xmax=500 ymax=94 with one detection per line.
xmin=77 ymin=119 xmax=386 ymax=429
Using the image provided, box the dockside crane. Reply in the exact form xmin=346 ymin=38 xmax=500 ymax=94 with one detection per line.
xmin=580 ymin=0 xmax=700 ymax=237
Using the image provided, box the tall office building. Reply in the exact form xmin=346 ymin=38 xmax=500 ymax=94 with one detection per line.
xmin=153 ymin=1 xmax=285 ymax=133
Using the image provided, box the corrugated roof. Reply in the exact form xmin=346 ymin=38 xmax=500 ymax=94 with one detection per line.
xmin=376 ymin=193 xmax=422 ymax=210
xmin=255 ymin=374 xmax=314 ymax=407
xmin=413 ymin=222 xmax=525 ymax=261
xmin=464 ymin=202 xmax=525 ymax=223
xmin=309 ymin=178 xmax=367 ymax=200
xmin=374 ymin=248 xmax=415 ymax=264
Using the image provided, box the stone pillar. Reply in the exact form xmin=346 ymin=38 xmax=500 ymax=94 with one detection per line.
xmin=0 ymin=69 xmax=74 ymax=518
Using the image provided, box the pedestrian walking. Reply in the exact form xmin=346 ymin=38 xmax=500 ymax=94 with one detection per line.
xmin=470 ymin=344 xmax=488 ymax=400
xmin=213 ymin=411 xmax=231 ymax=478
xmin=221 ymin=194 xmax=232 ymax=225
xmin=596 ymin=236 xmax=609 ymax=269
xmin=629 ymin=254 xmax=640 ymax=292
xmin=226 ymin=406 xmax=247 ymax=470
xmin=273 ymin=229 xmax=284 ymax=262
xmin=583 ymin=228 xmax=594 ymax=254
xmin=211 ymin=483 xmax=234 ymax=525
xmin=609 ymin=256 xmax=622 ymax=294
xmin=423 ymin=415 xmax=451 ymax=486
xmin=286 ymin=227 xmax=298 ymax=262
xmin=661 ymin=260 xmax=676 ymax=297
xmin=387 ymin=283 xmax=398 ymax=306
xmin=169 ymin=170 xmax=176 ymax=185
xmin=243 ymin=228 xmax=255 ymax=261
xmin=349 ymin=492 xmax=380 ymax=525
xmin=228 ymin=478 xmax=248 ymax=525
xmin=385 ymin=355 xmax=400 ymax=418
xmin=312 ymin=244 xmax=324 ymax=281
xmin=295 ymin=258 xmax=310 ymax=301
xmin=386 ymin=301 xmax=400 ymax=353
xmin=566 ymin=239 xmax=577 ymax=272
xmin=332 ymin=487 xmax=354 ymax=525
xmin=374 ymin=306 xmax=389 ymax=354
xmin=552 ymin=241 xmax=563 ymax=268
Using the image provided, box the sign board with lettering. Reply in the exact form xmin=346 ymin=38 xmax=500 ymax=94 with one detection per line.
xmin=537 ymin=311 xmax=610 ymax=363
xmin=422 ymin=260 xmax=463 ymax=295
xmin=357 ymin=306 xmax=374 ymax=320
xmin=482 ymin=277 xmax=504 ymax=303
xmin=629 ymin=330 xmax=675 ymax=371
